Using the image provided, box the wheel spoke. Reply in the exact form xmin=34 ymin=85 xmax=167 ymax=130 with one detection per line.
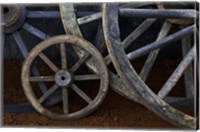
xmin=119 ymin=9 xmax=197 ymax=19
xmin=39 ymin=53 xmax=59 ymax=73
xmin=62 ymin=87 xmax=69 ymax=114
xmin=158 ymin=46 xmax=195 ymax=98
xmin=27 ymin=10 xmax=96 ymax=18
xmin=70 ymin=53 xmax=91 ymax=73
xmin=74 ymin=74 xmax=100 ymax=81
xmin=94 ymin=22 xmax=104 ymax=52
xmin=127 ymin=25 xmax=195 ymax=60
xmin=122 ymin=19 xmax=156 ymax=49
xmin=119 ymin=2 xmax=155 ymax=8
xmin=12 ymin=31 xmax=48 ymax=93
xmin=77 ymin=12 xmax=102 ymax=25
xmin=105 ymin=18 xmax=156 ymax=65
xmin=71 ymin=84 xmax=92 ymax=104
xmin=38 ymin=84 xmax=59 ymax=103
xmin=29 ymin=76 xmax=55 ymax=82
xmin=60 ymin=43 xmax=67 ymax=70
xmin=27 ymin=11 xmax=60 ymax=18
xmin=12 ymin=31 xmax=29 ymax=57
xmin=139 ymin=21 xmax=172 ymax=81
xmin=22 ymin=23 xmax=50 ymax=40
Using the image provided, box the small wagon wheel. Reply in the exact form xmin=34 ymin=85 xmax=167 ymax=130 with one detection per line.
xmin=2 ymin=4 xmax=65 ymax=113
xmin=102 ymin=3 xmax=196 ymax=128
xmin=21 ymin=35 xmax=109 ymax=120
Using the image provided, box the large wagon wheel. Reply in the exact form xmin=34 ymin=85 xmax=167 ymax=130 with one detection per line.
xmin=2 ymin=4 xmax=66 ymax=113
xmin=60 ymin=3 xmax=162 ymax=104
xmin=102 ymin=3 xmax=197 ymax=128
xmin=21 ymin=35 xmax=109 ymax=120
xmin=60 ymin=3 xmax=196 ymax=106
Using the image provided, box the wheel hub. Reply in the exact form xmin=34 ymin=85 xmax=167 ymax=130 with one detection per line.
xmin=2 ymin=5 xmax=27 ymax=34
xmin=55 ymin=70 xmax=73 ymax=87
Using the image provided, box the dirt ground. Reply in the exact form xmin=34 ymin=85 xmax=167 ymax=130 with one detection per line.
xmin=3 ymin=59 xmax=194 ymax=129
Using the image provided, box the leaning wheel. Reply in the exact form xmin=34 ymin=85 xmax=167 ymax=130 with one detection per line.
xmin=60 ymin=3 xmax=160 ymax=104
xmin=102 ymin=3 xmax=196 ymax=128
xmin=21 ymin=35 xmax=109 ymax=120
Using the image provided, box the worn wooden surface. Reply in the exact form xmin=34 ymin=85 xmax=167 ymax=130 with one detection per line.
xmin=102 ymin=3 xmax=196 ymax=128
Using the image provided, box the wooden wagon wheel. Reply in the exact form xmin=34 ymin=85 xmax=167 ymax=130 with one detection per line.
xmin=21 ymin=35 xmax=109 ymax=120
xmin=102 ymin=3 xmax=197 ymax=128
xmin=60 ymin=3 xmax=197 ymax=106
xmin=2 ymin=4 xmax=66 ymax=113
xmin=59 ymin=3 xmax=164 ymax=104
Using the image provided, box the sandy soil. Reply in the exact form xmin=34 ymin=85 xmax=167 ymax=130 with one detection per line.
xmin=3 ymin=59 xmax=194 ymax=129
